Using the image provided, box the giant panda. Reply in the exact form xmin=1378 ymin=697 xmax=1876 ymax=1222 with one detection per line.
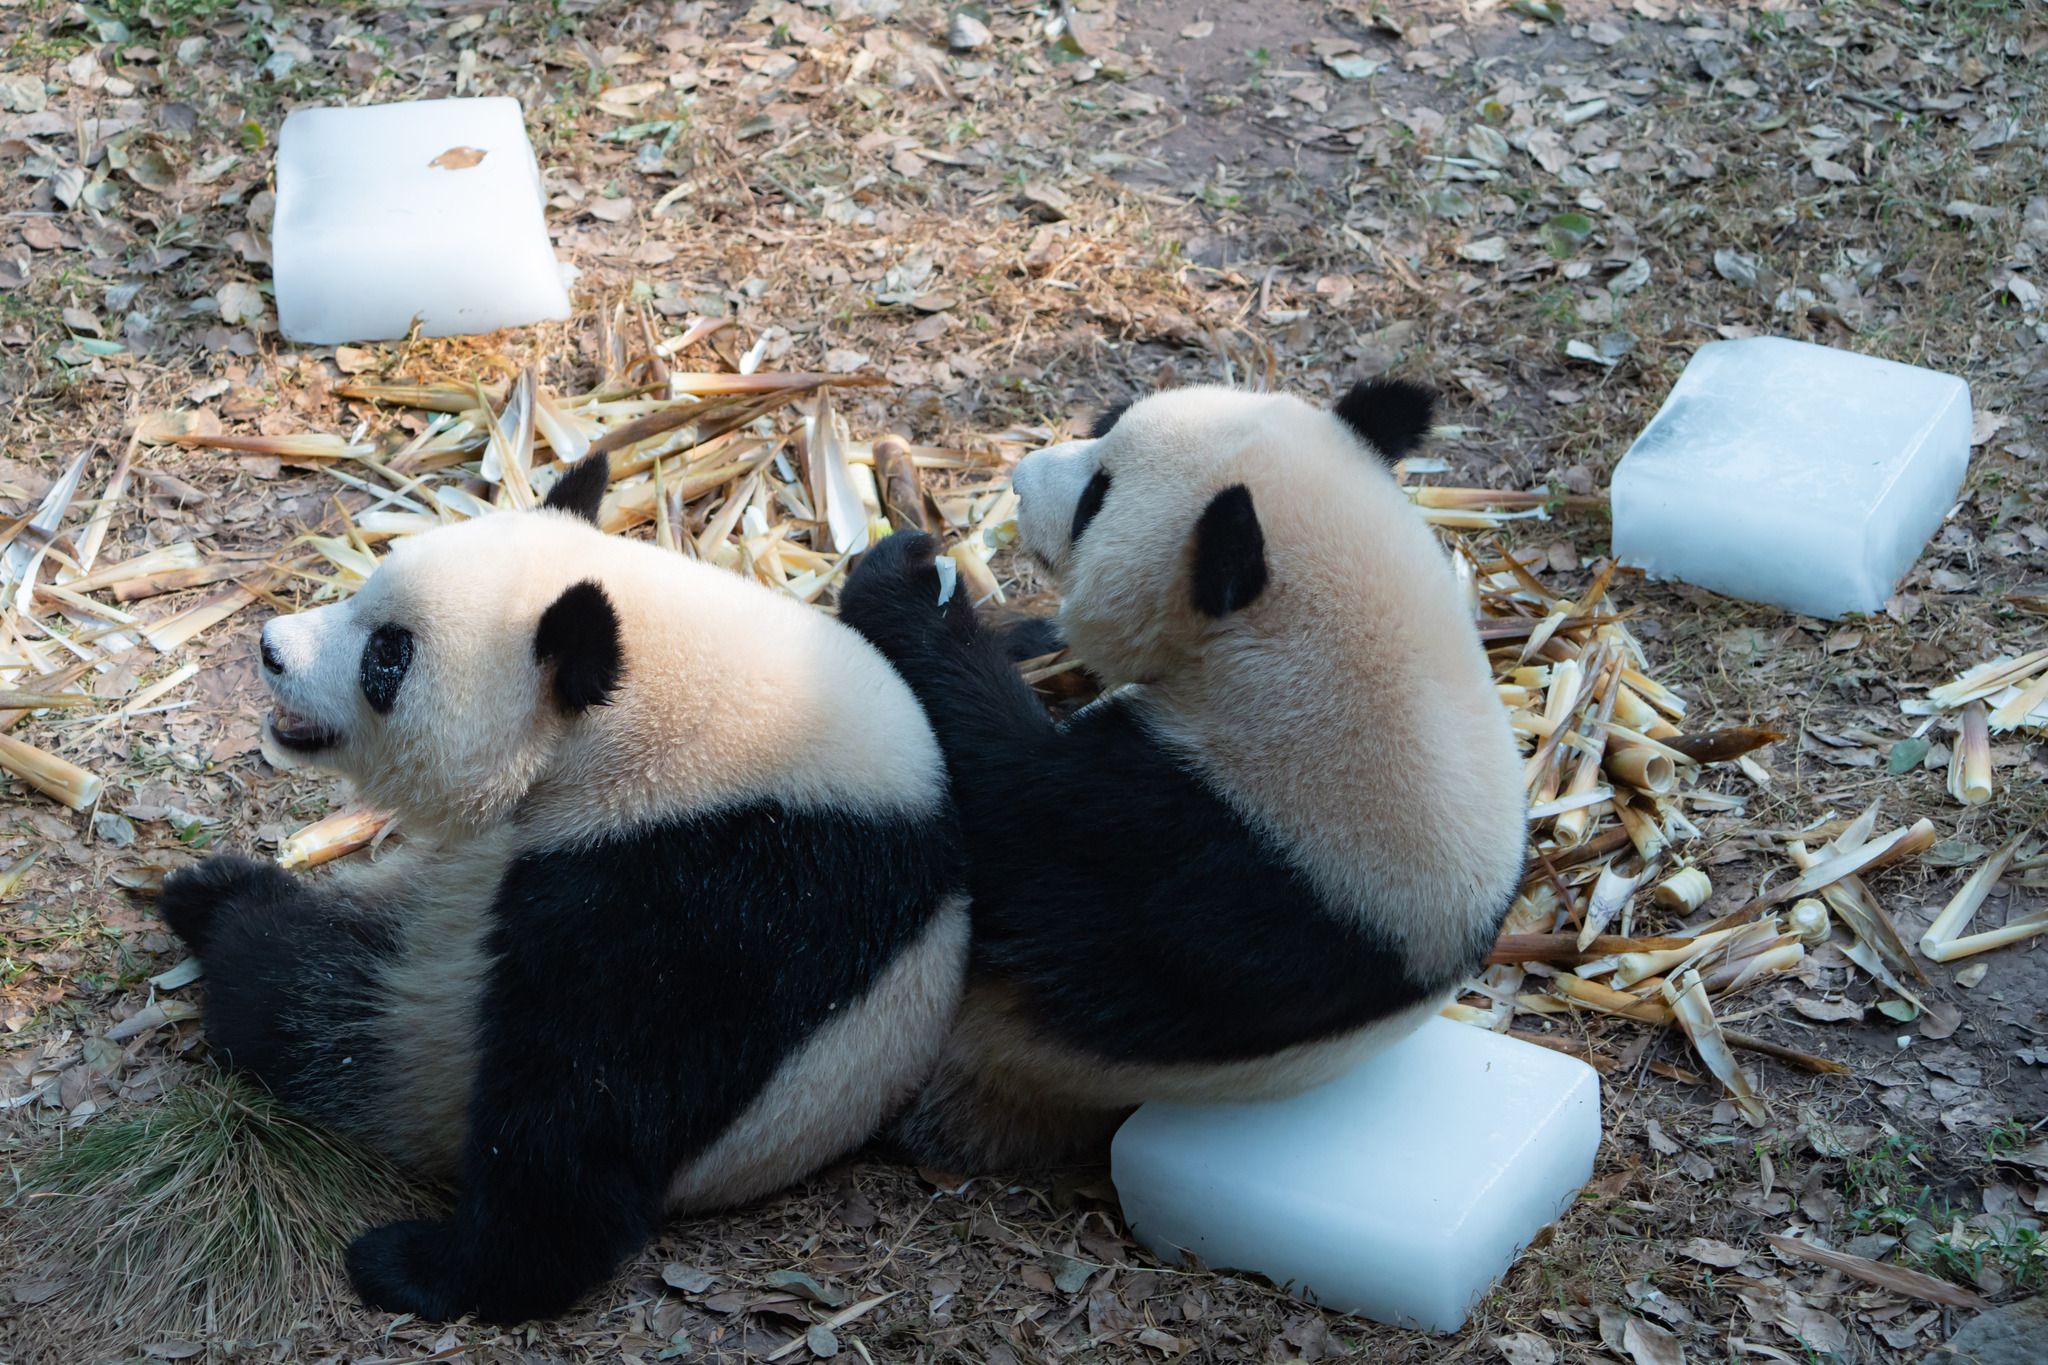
xmin=836 ymin=380 xmax=1526 ymax=1170
xmin=157 ymin=455 xmax=967 ymax=1323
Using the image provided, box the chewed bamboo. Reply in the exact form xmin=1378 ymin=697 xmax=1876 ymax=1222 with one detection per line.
xmin=1652 ymin=867 xmax=1711 ymax=911
xmin=276 ymin=810 xmax=391 ymax=872
xmin=0 ymin=731 xmax=103 ymax=810
xmin=1919 ymin=827 xmax=2035 ymax=959
xmin=1605 ymin=745 xmax=1676 ymax=794
xmin=1552 ymin=971 xmax=1673 ymax=1024
xmin=1923 ymin=913 xmax=2048 ymax=963
xmin=1610 ymin=928 xmax=1731 ymax=989
xmin=1664 ymin=968 xmax=1765 ymax=1124
xmin=1789 ymin=898 xmax=1831 ymax=944
xmin=1948 ymin=700 xmax=1993 ymax=805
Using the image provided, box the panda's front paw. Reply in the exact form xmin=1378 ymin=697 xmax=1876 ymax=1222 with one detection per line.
xmin=840 ymin=531 xmax=974 ymax=658
xmin=347 ymin=1218 xmax=467 ymax=1322
xmin=158 ymin=854 xmax=297 ymax=957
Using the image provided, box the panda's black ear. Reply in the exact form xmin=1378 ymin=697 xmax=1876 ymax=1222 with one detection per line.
xmin=1088 ymin=403 xmax=1131 ymax=439
xmin=541 ymin=453 xmax=610 ymax=525
xmin=1333 ymin=378 xmax=1436 ymax=463
xmin=1191 ymin=484 xmax=1267 ymax=618
xmin=534 ymin=580 xmax=623 ymax=713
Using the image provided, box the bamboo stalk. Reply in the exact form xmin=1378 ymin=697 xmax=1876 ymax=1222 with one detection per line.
xmin=0 ymin=731 xmax=103 ymax=810
xmin=1552 ymin=971 xmax=1673 ymax=1024
xmin=1948 ymin=700 xmax=1993 ymax=806
xmin=1920 ymin=827 xmax=2036 ymax=959
xmin=1605 ymin=744 xmax=1676 ymax=794
xmin=276 ymin=809 xmax=392 ymax=872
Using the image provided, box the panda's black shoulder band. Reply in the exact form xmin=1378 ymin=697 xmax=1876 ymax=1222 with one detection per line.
xmin=1333 ymin=378 xmax=1437 ymax=463
xmin=542 ymin=452 xmax=611 ymax=525
xmin=535 ymin=580 xmax=624 ymax=712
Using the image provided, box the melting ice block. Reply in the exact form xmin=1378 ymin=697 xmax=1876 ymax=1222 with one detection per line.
xmin=1111 ymin=1019 xmax=1600 ymax=1333
xmin=1611 ymin=337 xmax=1971 ymax=619
xmin=273 ymin=97 xmax=572 ymax=345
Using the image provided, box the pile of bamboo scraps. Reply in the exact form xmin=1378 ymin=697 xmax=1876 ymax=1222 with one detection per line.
xmin=1410 ymin=519 xmax=1912 ymax=1122
xmin=1893 ymin=651 xmax=2048 ymax=962
xmin=166 ymin=363 xmax=1020 ymax=613
xmin=1897 ymin=649 xmax=2048 ymax=808
xmin=0 ymin=437 xmax=310 ymax=816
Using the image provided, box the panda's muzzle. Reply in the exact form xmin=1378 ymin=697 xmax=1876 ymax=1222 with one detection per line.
xmin=268 ymin=707 xmax=341 ymax=752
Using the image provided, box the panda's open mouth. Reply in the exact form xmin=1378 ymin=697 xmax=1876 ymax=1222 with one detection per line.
xmin=268 ymin=707 xmax=341 ymax=752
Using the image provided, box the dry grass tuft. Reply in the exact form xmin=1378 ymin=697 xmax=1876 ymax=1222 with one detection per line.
xmin=1 ymin=1072 xmax=440 ymax=1353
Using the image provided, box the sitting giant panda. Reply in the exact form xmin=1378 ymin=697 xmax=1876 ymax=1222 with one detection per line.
xmin=837 ymin=380 xmax=1526 ymax=1170
xmin=159 ymin=456 xmax=967 ymax=1323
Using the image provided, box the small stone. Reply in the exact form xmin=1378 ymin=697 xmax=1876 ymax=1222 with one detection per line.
xmin=1927 ymin=1294 xmax=2048 ymax=1365
xmin=947 ymin=7 xmax=991 ymax=50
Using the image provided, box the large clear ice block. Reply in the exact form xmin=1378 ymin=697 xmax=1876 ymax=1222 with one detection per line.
xmin=1111 ymin=1019 xmax=1601 ymax=1333
xmin=1611 ymin=337 xmax=1971 ymax=619
xmin=273 ymin=97 xmax=572 ymax=345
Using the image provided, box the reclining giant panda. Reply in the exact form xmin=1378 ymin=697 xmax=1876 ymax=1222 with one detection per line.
xmin=159 ymin=456 xmax=967 ymax=1323
xmin=839 ymin=380 xmax=1527 ymax=1169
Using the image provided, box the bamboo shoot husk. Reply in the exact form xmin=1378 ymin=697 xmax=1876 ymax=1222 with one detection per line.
xmin=1664 ymin=967 xmax=1765 ymax=1124
xmin=59 ymin=542 xmax=205 ymax=595
xmin=1577 ymin=858 xmax=1654 ymax=951
xmin=1741 ymin=818 xmax=1936 ymax=914
xmin=0 ymin=731 xmax=103 ymax=810
xmin=1923 ymin=912 xmax=2048 ymax=963
xmin=1927 ymin=648 xmax=2048 ymax=709
xmin=1699 ymin=939 xmax=1803 ymax=995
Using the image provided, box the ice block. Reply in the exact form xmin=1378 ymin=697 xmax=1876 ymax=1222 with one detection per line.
xmin=1611 ymin=337 xmax=1971 ymax=619
xmin=1111 ymin=1019 xmax=1600 ymax=1333
xmin=273 ymin=97 xmax=572 ymax=345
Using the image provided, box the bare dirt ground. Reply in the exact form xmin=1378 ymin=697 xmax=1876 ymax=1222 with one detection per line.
xmin=0 ymin=0 xmax=2045 ymax=1362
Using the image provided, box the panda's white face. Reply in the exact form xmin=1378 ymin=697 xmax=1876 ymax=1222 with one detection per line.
xmin=1011 ymin=387 xmax=1320 ymax=687
xmin=259 ymin=512 xmax=613 ymax=834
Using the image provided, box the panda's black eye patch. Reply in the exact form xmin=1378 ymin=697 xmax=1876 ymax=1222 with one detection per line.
xmin=1070 ymin=469 xmax=1112 ymax=544
xmin=360 ymin=623 xmax=414 ymax=714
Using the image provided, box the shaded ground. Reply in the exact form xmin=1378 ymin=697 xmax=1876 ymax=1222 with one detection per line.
xmin=0 ymin=0 xmax=2043 ymax=1361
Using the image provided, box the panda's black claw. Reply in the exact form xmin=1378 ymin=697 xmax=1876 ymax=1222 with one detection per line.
xmin=158 ymin=853 xmax=296 ymax=956
xmin=347 ymin=1218 xmax=467 ymax=1322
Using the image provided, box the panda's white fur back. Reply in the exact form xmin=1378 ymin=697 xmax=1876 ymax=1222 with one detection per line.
xmin=1046 ymin=388 xmax=1525 ymax=984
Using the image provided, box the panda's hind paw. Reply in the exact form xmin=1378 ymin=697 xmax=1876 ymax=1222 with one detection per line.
xmin=347 ymin=1218 xmax=466 ymax=1322
xmin=157 ymin=854 xmax=297 ymax=956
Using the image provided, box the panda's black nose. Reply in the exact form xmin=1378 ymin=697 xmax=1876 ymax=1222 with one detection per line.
xmin=260 ymin=631 xmax=284 ymax=676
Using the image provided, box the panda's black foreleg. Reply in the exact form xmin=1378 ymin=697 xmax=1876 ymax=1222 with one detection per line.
xmin=160 ymin=855 xmax=396 ymax=1093
xmin=839 ymin=531 xmax=1063 ymax=765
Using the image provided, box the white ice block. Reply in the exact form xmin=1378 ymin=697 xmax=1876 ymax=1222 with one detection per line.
xmin=1111 ymin=1019 xmax=1600 ymax=1333
xmin=1611 ymin=337 xmax=1971 ymax=619
xmin=273 ymin=97 xmax=572 ymax=345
